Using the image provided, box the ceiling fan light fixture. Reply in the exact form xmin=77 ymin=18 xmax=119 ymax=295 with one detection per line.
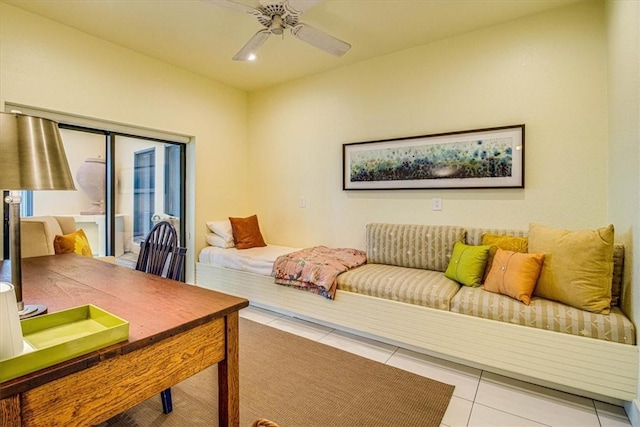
xmin=270 ymin=14 xmax=284 ymax=35
xmin=247 ymin=53 xmax=258 ymax=61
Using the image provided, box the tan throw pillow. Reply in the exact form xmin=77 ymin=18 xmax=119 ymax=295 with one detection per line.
xmin=528 ymin=223 xmax=614 ymax=314
xmin=229 ymin=215 xmax=267 ymax=250
xmin=484 ymin=249 xmax=545 ymax=305
xmin=53 ymin=229 xmax=93 ymax=257
xmin=481 ymin=233 xmax=529 ymax=280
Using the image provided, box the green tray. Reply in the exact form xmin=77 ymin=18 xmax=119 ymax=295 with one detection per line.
xmin=0 ymin=305 xmax=129 ymax=383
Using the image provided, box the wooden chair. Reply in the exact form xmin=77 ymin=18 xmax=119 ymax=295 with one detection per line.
xmin=135 ymin=220 xmax=187 ymax=414
xmin=135 ymin=220 xmax=186 ymax=281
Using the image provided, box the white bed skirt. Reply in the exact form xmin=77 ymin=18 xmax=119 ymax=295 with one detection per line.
xmin=195 ymin=261 xmax=639 ymax=403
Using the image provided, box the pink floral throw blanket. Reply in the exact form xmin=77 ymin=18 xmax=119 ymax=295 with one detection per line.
xmin=272 ymin=246 xmax=367 ymax=299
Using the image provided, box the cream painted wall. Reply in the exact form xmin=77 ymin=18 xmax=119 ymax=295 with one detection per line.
xmin=247 ymin=0 xmax=608 ymax=249
xmin=0 ymin=3 xmax=249 ymax=267
xmin=606 ymin=0 xmax=640 ymax=415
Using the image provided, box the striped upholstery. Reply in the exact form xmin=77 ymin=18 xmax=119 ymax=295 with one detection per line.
xmin=611 ymin=245 xmax=625 ymax=307
xmin=465 ymin=227 xmax=528 ymax=245
xmin=337 ymin=264 xmax=460 ymax=311
xmin=450 ymin=286 xmax=635 ymax=344
xmin=366 ymin=223 xmax=466 ymax=272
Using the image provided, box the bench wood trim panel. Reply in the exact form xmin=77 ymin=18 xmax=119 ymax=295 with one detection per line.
xmin=196 ymin=262 xmax=639 ymax=402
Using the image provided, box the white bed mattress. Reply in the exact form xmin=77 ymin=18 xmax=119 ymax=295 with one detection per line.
xmin=198 ymin=244 xmax=300 ymax=276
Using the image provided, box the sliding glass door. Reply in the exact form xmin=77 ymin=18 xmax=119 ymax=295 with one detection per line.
xmin=116 ymin=135 xmax=185 ymax=258
xmin=3 ymin=125 xmax=186 ymax=268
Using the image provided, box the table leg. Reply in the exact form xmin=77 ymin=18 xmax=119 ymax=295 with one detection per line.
xmin=218 ymin=311 xmax=240 ymax=427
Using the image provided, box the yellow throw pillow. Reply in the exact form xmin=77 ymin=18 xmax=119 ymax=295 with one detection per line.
xmin=53 ymin=229 xmax=93 ymax=257
xmin=229 ymin=215 xmax=267 ymax=250
xmin=528 ymin=223 xmax=614 ymax=314
xmin=481 ymin=233 xmax=529 ymax=280
xmin=484 ymin=249 xmax=545 ymax=305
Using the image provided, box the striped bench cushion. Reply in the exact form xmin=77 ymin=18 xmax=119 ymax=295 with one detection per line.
xmin=465 ymin=227 xmax=528 ymax=245
xmin=337 ymin=264 xmax=460 ymax=311
xmin=366 ymin=223 xmax=466 ymax=272
xmin=450 ymin=286 xmax=635 ymax=344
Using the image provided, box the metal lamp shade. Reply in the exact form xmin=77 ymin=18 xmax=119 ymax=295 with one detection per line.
xmin=0 ymin=112 xmax=76 ymax=191
xmin=0 ymin=112 xmax=76 ymax=319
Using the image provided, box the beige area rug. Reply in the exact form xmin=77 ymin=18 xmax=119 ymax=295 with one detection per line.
xmin=101 ymin=318 xmax=454 ymax=426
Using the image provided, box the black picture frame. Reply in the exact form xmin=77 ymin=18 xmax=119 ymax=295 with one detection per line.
xmin=343 ymin=124 xmax=524 ymax=190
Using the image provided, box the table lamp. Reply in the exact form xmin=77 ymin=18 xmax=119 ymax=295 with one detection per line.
xmin=0 ymin=112 xmax=76 ymax=318
xmin=0 ymin=282 xmax=24 ymax=358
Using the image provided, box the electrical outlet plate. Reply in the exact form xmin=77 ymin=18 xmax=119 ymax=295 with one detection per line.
xmin=432 ymin=197 xmax=442 ymax=211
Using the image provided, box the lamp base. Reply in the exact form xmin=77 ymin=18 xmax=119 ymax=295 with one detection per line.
xmin=19 ymin=304 xmax=48 ymax=319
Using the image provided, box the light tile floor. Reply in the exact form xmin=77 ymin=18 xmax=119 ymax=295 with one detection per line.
xmin=239 ymin=305 xmax=632 ymax=427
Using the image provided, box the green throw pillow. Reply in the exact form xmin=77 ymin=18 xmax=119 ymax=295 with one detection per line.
xmin=445 ymin=242 xmax=491 ymax=287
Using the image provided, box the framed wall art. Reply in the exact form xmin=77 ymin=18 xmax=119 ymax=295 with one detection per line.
xmin=342 ymin=124 xmax=524 ymax=190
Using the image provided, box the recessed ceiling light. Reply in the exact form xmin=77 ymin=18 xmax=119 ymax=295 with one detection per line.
xmin=248 ymin=53 xmax=257 ymax=61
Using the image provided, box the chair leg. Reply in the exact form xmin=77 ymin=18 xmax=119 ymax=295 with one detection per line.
xmin=160 ymin=388 xmax=173 ymax=414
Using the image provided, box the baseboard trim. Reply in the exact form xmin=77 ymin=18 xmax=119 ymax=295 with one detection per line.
xmin=625 ymin=399 xmax=640 ymax=427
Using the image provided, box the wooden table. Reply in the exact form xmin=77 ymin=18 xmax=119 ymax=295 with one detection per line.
xmin=0 ymin=254 xmax=249 ymax=427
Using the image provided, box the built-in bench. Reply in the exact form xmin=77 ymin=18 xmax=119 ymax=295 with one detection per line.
xmin=337 ymin=224 xmax=633 ymax=345
xmin=195 ymin=222 xmax=638 ymax=403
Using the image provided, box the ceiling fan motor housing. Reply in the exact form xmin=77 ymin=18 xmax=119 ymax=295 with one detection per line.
xmin=257 ymin=3 xmax=299 ymax=34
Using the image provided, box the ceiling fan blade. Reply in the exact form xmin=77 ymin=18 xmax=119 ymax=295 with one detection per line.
xmin=291 ymin=23 xmax=351 ymax=57
xmin=284 ymin=0 xmax=321 ymax=14
xmin=233 ymin=29 xmax=271 ymax=61
xmin=205 ymin=0 xmax=261 ymax=16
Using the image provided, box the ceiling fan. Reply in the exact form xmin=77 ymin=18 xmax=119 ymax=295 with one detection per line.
xmin=208 ymin=0 xmax=351 ymax=61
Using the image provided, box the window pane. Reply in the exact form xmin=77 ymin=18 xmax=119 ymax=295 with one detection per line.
xmin=115 ymin=136 xmax=184 ymax=259
xmin=32 ymin=129 xmax=107 ymax=257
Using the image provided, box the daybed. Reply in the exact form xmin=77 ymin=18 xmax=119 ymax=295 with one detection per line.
xmin=195 ymin=222 xmax=638 ymax=403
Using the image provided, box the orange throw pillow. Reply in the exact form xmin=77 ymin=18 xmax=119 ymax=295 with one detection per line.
xmin=484 ymin=248 xmax=544 ymax=305
xmin=53 ymin=229 xmax=93 ymax=257
xmin=229 ymin=215 xmax=267 ymax=250
xmin=481 ymin=233 xmax=528 ymax=281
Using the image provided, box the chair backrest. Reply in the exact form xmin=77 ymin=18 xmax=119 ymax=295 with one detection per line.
xmin=135 ymin=221 xmax=186 ymax=281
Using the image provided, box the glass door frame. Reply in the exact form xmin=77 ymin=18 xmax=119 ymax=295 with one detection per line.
xmin=58 ymin=123 xmax=187 ymax=257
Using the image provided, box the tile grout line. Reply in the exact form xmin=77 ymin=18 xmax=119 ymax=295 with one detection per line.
xmin=465 ymin=370 xmax=484 ymax=427
xmin=470 ymin=402 xmax=554 ymax=427
xmin=592 ymin=399 xmax=604 ymax=427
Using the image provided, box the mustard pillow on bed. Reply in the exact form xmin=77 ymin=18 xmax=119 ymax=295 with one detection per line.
xmin=484 ymin=249 xmax=545 ymax=305
xmin=528 ymin=223 xmax=614 ymax=314
xmin=444 ymin=242 xmax=491 ymax=287
xmin=53 ymin=229 xmax=93 ymax=257
xmin=229 ymin=215 xmax=267 ymax=250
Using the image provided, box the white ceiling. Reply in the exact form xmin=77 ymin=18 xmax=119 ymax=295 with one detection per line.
xmin=3 ymin=0 xmax=583 ymax=92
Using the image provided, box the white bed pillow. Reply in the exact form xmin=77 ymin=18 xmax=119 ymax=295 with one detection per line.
xmin=206 ymin=220 xmax=234 ymax=243
xmin=206 ymin=233 xmax=235 ymax=249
